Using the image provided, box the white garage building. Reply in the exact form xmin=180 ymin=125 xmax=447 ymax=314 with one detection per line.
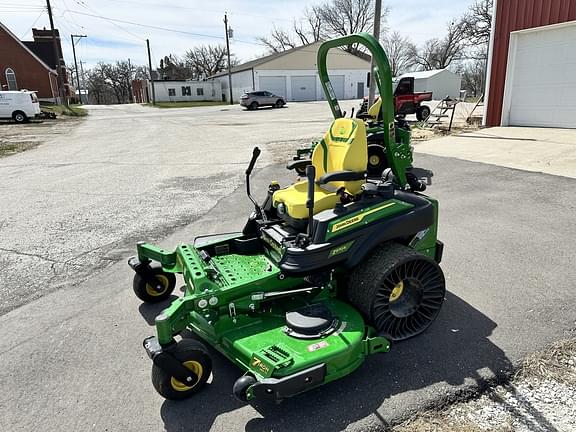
xmin=210 ymin=41 xmax=371 ymax=103
xmin=399 ymin=69 xmax=462 ymax=100
xmin=501 ymin=22 xmax=576 ymax=128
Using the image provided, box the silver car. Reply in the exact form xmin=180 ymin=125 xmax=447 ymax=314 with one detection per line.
xmin=240 ymin=91 xmax=286 ymax=110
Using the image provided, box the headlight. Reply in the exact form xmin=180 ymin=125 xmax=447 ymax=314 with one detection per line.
xmin=277 ymin=203 xmax=286 ymax=215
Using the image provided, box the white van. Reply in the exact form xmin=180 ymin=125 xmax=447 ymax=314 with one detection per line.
xmin=0 ymin=90 xmax=41 ymax=123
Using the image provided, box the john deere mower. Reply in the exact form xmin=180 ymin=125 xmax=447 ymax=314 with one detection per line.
xmin=129 ymin=33 xmax=445 ymax=402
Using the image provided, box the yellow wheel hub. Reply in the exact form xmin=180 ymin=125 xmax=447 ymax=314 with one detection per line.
xmin=389 ymin=281 xmax=404 ymax=302
xmin=145 ymin=274 xmax=169 ymax=297
xmin=369 ymin=155 xmax=380 ymax=166
xmin=170 ymin=360 xmax=203 ymax=392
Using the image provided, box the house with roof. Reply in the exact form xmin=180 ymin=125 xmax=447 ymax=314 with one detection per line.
xmin=398 ymin=69 xmax=462 ymax=100
xmin=210 ymin=41 xmax=371 ymax=103
xmin=0 ymin=22 xmax=69 ymax=102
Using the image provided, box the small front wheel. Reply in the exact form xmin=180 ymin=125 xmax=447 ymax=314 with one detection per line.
xmin=132 ymin=264 xmax=176 ymax=303
xmin=151 ymin=339 xmax=212 ymax=400
xmin=275 ymin=100 xmax=285 ymax=108
xmin=233 ymin=375 xmax=256 ymax=401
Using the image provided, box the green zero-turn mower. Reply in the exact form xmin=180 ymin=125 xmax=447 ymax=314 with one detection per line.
xmin=129 ymin=33 xmax=445 ymax=402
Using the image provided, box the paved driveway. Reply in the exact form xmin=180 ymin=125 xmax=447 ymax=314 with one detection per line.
xmin=0 ymin=102 xmax=342 ymax=315
xmin=1 ymin=106 xmax=575 ymax=431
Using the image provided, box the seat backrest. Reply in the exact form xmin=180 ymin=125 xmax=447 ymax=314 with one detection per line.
xmin=312 ymin=118 xmax=367 ymax=194
xmin=367 ymin=98 xmax=382 ymax=118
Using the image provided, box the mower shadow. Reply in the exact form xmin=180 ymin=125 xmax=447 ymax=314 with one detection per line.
xmin=138 ymin=295 xmax=180 ymax=325
xmin=159 ymin=291 xmax=513 ymax=432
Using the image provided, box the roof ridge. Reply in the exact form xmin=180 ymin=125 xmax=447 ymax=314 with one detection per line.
xmin=0 ymin=21 xmax=56 ymax=73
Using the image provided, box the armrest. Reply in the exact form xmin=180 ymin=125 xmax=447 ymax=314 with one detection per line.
xmin=317 ymin=170 xmax=366 ymax=185
xmin=286 ymin=159 xmax=312 ymax=171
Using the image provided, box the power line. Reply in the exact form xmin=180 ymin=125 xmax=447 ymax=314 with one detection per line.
xmin=19 ymin=10 xmax=46 ymax=39
xmin=62 ymin=9 xmax=261 ymax=45
xmin=98 ymin=0 xmax=295 ymax=23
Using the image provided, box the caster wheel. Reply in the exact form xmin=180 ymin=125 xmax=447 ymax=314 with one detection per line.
xmin=151 ymin=339 xmax=212 ymax=400
xmin=233 ymin=375 xmax=256 ymax=401
xmin=132 ymin=264 xmax=176 ymax=303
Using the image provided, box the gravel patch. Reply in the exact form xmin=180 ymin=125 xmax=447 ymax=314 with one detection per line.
xmin=394 ymin=339 xmax=576 ymax=432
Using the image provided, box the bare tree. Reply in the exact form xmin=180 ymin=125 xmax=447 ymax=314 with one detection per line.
xmin=133 ymin=66 xmax=149 ymax=80
xmin=414 ymin=21 xmax=467 ymax=70
xmin=86 ymin=64 xmax=108 ymax=104
xmin=457 ymin=58 xmax=485 ymax=97
xmin=184 ymin=45 xmax=237 ymax=79
xmin=159 ymin=55 xmax=190 ymax=80
xmin=314 ymin=0 xmax=389 ymax=53
xmin=258 ymin=0 xmax=387 ymax=53
xmin=257 ymin=27 xmax=298 ymax=53
xmin=461 ymin=0 xmax=493 ymax=47
xmin=381 ymin=31 xmax=416 ymax=76
xmin=293 ymin=7 xmax=323 ymax=45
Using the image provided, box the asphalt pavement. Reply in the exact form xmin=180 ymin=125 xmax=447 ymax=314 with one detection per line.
xmin=1 ymin=144 xmax=575 ymax=431
xmin=0 ymin=102 xmax=344 ymax=315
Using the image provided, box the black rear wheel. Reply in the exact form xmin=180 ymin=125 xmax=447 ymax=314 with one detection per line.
xmin=250 ymin=101 xmax=259 ymax=110
xmin=346 ymin=243 xmax=445 ymax=341
xmin=13 ymin=111 xmax=27 ymax=123
xmin=416 ymin=105 xmax=431 ymax=121
xmin=367 ymin=144 xmax=388 ymax=178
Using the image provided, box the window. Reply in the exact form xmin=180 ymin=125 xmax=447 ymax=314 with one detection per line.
xmin=181 ymin=86 xmax=191 ymax=96
xmin=5 ymin=68 xmax=17 ymax=90
xmin=168 ymin=88 xmax=176 ymax=96
xmin=196 ymin=87 xmax=204 ymax=96
xmin=394 ymin=78 xmax=412 ymax=96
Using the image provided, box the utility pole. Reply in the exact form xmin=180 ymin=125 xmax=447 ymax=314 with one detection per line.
xmin=79 ymin=61 xmax=87 ymax=103
xmin=127 ymin=58 xmax=133 ymax=103
xmin=224 ymin=13 xmax=233 ymax=105
xmin=368 ymin=0 xmax=382 ymax=107
xmin=46 ymin=0 xmax=67 ymax=105
xmin=71 ymin=34 xmax=86 ymax=104
xmin=146 ymin=39 xmax=155 ymax=105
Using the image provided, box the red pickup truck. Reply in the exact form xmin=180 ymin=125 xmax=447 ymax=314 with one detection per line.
xmin=359 ymin=76 xmax=433 ymax=121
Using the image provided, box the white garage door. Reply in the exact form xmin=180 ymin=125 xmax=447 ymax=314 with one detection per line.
xmin=504 ymin=23 xmax=576 ymax=128
xmin=259 ymin=76 xmax=286 ymax=98
xmin=318 ymin=75 xmax=346 ymax=100
xmin=329 ymin=75 xmax=345 ymax=100
xmin=291 ymin=76 xmax=317 ymax=101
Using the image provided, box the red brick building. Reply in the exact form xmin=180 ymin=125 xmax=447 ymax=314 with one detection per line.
xmin=485 ymin=0 xmax=576 ymax=128
xmin=0 ymin=22 xmax=70 ymax=102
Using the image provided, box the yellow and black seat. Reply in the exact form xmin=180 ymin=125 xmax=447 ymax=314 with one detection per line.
xmin=273 ymin=118 xmax=368 ymax=224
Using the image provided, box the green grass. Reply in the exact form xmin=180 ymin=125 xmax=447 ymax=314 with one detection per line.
xmin=146 ymin=101 xmax=227 ymax=108
xmin=41 ymin=103 xmax=88 ymax=117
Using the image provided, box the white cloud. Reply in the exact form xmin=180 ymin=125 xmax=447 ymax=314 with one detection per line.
xmin=3 ymin=0 xmax=474 ymax=70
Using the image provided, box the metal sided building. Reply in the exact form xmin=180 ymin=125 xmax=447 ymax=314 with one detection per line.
xmin=485 ymin=0 xmax=576 ymax=128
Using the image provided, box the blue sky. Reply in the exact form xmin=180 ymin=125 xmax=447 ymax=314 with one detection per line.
xmin=2 ymin=0 xmax=473 ymax=69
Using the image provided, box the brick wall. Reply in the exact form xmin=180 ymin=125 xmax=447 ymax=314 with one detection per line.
xmin=0 ymin=25 xmax=57 ymax=100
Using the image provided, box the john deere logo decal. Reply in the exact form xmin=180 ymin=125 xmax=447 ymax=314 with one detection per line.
xmin=331 ymin=202 xmax=396 ymax=234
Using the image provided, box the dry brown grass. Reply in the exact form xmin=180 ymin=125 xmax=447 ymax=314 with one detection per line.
xmin=516 ymin=338 xmax=576 ymax=385
xmin=392 ymin=411 xmax=514 ymax=432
